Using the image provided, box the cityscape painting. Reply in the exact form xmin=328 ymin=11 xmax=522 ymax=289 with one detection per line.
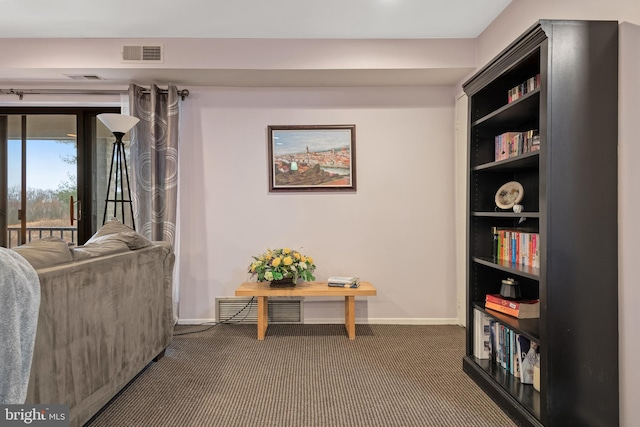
xmin=267 ymin=125 xmax=356 ymax=192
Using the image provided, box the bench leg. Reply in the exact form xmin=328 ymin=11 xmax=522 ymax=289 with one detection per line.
xmin=258 ymin=296 xmax=269 ymax=340
xmin=344 ymin=296 xmax=356 ymax=340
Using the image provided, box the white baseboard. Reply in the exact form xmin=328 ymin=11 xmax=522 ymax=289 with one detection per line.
xmin=177 ymin=318 xmax=217 ymax=325
xmin=304 ymin=318 xmax=460 ymax=325
xmin=177 ymin=317 xmax=460 ymax=326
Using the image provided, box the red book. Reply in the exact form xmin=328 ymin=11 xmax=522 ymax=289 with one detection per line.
xmin=485 ymin=294 xmax=540 ymax=319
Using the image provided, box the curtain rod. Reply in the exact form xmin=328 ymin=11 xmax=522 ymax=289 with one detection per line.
xmin=0 ymin=87 xmax=190 ymax=101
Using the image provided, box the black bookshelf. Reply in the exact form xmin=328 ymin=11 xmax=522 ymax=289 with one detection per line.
xmin=463 ymin=20 xmax=619 ymax=427
xmin=464 ymin=356 xmax=541 ymax=424
xmin=473 ymin=303 xmax=539 ymax=342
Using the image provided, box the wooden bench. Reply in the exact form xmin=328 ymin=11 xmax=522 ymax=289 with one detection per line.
xmin=235 ymin=281 xmax=377 ymax=340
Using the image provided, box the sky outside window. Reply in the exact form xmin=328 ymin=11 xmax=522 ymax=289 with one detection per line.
xmin=8 ymin=139 xmax=76 ymax=190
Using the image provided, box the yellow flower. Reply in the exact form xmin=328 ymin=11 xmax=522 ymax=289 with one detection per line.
xmin=249 ymin=247 xmax=316 ymax=283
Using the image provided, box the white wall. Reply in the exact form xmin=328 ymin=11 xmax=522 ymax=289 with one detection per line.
xmin=454 ymin=92 xmax=468 ymax=327
xmin=619 ymin=21 xmax=640 ymax=427
xmin=475 ymin=3 xmax=640 ymax=426
xmin=177 ymin=86 xmax=458 ymax=324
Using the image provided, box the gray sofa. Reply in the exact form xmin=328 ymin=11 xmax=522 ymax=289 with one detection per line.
xmin=19 ymin=236 xmax=175 ymax=427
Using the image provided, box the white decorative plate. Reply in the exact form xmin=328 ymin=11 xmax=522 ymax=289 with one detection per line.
xmin=495 ymin=181 xmax=524 ymax=209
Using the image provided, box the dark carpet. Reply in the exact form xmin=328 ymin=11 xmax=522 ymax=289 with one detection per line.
xmin=86 ymin=324 xmax=516 ymax=427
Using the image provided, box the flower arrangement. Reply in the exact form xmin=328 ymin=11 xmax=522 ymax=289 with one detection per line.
xmin=248 ymin=247 xmax=316 ymax=283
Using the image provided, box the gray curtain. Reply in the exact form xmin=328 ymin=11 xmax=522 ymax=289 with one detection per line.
xmin=128 ymin=84 xmax=179 ymax=244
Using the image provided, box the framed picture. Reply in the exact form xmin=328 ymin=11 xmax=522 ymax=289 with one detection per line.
xmin=267 ymin=125 xmax=356 ymax=192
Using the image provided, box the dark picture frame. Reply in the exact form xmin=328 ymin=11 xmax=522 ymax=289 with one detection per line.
xmin=267 ymin=125 xmax=356 ymax=192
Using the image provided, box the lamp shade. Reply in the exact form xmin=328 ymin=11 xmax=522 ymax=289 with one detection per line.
xmin=97 ymin=113 xmax=140 ymax=133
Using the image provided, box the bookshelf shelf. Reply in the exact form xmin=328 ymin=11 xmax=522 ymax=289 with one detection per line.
xmin=473 ymin=303 xmax=539 ymax=342
xmin=464 ymin=356 xmax=541 ymax=425
xmin=472 ymin=212 xmax=540 ymax=219
xmin=472 ymin=89 xmax=540 ymax=128
xmin=463 ymin=20 xmax=619 ymax=427
xmin=472 ymin=152 xmax=539 ymax=172
xmin=473 ymin=257 xmax=539 ymax=279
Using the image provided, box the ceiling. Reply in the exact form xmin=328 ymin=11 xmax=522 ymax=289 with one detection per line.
xmin=1 ymin=0 xmax=511 ymax=39
xmin=0 ymin=0 xmax=512 ymax=88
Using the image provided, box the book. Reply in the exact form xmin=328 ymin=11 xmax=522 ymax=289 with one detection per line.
xmin=489 ymin=319 xmax=497 ymax=363
xmin=516 ymin=335 xmax=540 ymax=385
xmin=494 ymin=129 xmax=539 ymax=161
xmin=480 ymin=313 xmax=491 ymax=360
xmin=486 ymin=294 xmax=540 ymax=311
xmin=328 ymin=276 xmax=359 ymax=284
xmin=474 ymin=309 xmax=482 ymax=358
xmin=328 ymin=282 xmax=360 ymax=288
xmin=494 ymin=229 xmax=539 ymax=268
xmin=473 ymin=309 xmax=492 ymax=360
xmin=513 ymin=333 xmax=521 ymax=378
xmin=507 ymin=74 xmax=541 ymax=104
xmin=328 ymin=276 xmax=360 ymax=288
xmin=485 ymin=300 xmax=540 ymax=319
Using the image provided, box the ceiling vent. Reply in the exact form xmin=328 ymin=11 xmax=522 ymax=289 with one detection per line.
xmin=122 ymin=45 xmax=163 ymax=63
xmin=66 ymin=74 xmax=104 ymax=80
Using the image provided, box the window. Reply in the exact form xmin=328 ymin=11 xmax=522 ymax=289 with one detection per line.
xmin=0 ymin=107 xmax=120 ymax=247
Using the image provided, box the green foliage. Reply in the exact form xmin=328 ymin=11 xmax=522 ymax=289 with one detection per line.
xmin=248 ymin=247 xmax=317 ymax=283
xmin=6 ymin=182 xmax=76 ymax=225
xmin=53 ymin=173 xmax=77 ymax=204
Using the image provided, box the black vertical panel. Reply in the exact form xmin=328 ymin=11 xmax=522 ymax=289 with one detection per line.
xmin=0 ymin=116 xmax=7 ymax=247
xmin=20 ymin=115 xmax=26 ymax=245
xmin=77 ymin=112 xmax=91 ymax=244
xmin=544 ymin=20 xmax=619 ymax=426
xmin=537 ymin=37 xmax=550 ymax=425
xmin=79 ymin=107 xmax=119 ymax=244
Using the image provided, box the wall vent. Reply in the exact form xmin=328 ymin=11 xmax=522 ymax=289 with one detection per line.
xmin=122 ymin=45 xmax=163 ymax=63
xmin=215 ymin=297 xmax=303 ymax=324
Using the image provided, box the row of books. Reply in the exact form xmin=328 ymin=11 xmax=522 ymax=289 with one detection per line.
xmin=473 ymin=308 xmax=540 ymax=386
xmin=493 ymin=228 xmax=540 ymax=268
xmin=494 ymin=129 xmax=540 ymax=162
xmin=507 ymin=74 xmax=541 ymax=103
xmin=485 ymin=293 xmax=540 ymax=319
xmin=328 ymin=276 xmax=360 ymax=288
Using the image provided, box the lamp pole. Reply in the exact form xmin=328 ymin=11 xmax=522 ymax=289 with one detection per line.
xmin=97 ymin=114 xmax=140 ymax=230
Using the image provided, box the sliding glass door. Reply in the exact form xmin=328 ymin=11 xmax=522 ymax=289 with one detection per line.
xmin=0 ymin=107 xmax=119 ymax=248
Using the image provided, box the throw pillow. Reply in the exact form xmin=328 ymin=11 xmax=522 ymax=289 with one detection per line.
xmin=86 ymin=218 xmax=152 ymax=250
xmin=12 ymin=237 xmax=74 ymax=270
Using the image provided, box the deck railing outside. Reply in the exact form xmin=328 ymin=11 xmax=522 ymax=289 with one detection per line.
xmin=7 ymin=226 xmax=77 ymax=248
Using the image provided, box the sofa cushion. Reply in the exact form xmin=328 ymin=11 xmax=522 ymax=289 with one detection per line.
xmin=86 ymin=218 xmax=152 ymax=250
xmin=12 ymin=237 xmax=74 ymax=269
xmin=72 ymin=233 xmax=132 ymax=260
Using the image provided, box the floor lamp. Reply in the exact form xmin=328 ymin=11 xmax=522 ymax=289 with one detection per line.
xmin=97 ymin=113 xmax=140 ymax=229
